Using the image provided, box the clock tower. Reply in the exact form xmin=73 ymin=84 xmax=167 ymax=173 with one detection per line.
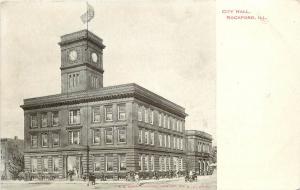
xmin=58 ymin=30 xmax=105 ymax=93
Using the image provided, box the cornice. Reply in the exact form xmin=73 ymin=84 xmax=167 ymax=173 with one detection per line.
xmin=60 ymin=63 xmax=104 ymax=74
xmin=58 ymin=30 xmax=105 ymax=49
xmin=21 ymin=83 xmax=187 ymax=118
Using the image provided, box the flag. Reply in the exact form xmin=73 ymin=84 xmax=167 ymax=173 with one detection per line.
xmin=80 ymin=3 xmax=94 ymax=24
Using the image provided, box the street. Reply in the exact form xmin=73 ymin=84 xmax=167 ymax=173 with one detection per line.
xmin=1 ymin=175 xmax=216 ymax=190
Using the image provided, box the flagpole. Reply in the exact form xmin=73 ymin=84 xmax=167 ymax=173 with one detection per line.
xmin=86 ymin=2 xmax=88 ymax=50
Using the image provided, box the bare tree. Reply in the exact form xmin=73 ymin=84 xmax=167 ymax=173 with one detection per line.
xmin=8 ymin=153 xmax=24 ymax=180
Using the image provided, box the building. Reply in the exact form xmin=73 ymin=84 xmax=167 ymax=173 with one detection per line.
xmin=20 ymin=30 xmax=188 ymax=179
xmin=185 ymin=130 xmax=212 ymax=175
xmin=0 ymin=136 xmax=24 ymax=180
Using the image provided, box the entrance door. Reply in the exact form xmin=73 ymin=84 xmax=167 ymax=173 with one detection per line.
xmin=66 ymin=156 xmax=82 ymax=179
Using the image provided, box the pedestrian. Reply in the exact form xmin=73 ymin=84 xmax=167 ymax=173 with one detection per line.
xmin=135 ymin=172 xmax=140 ymax=186
xmin=189 ymin=170 xmax=193 ymax=178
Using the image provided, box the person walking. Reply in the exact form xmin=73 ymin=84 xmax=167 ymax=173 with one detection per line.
xmin=135 ymin=172 xmax=141 ymax=186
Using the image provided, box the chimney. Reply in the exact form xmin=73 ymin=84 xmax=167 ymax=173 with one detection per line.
xmin=14 ymin=136 xmax=18 ymax=140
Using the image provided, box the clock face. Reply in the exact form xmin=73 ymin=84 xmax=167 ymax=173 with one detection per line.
xmin=69 ymin=50 xmax=77 ymax=61
xmin=91 ymin=52 xmax=98 ymax=63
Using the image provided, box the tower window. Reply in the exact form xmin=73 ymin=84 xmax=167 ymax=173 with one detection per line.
xmin=68 ymin=72 xmax=80 ymax=88
xmin=91 ymin=76 xmax=99 ymax=88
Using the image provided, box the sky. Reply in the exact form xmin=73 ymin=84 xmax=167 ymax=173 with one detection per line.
xmin=0 ymin=0 xmax=215 ymax=143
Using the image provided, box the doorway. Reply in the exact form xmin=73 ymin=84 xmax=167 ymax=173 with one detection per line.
xmin=66 ymin=156 xmax=82 ymax=179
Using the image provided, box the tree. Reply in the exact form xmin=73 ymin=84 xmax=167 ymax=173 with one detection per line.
xmin=8 ymin=153 xmax=24 ymax=180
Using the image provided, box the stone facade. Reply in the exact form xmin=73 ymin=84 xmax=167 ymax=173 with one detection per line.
xmin=20 ymin=30 xmax=211 ymax=179
xmin=185 ymin=130 xmax=212 ymax=175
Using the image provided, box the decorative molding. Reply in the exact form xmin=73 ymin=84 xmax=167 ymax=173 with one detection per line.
xmin=21 ymin=83 xmax=187 ymax=118
xmin=60 ymin=62 xmax=104 ymax=74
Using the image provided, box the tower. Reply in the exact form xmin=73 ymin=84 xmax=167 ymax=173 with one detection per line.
xmin=58 ymin=30 xmax=105 ymax=93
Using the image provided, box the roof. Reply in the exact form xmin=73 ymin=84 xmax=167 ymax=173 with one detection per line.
xmin=21 ymin=83 xmax=187 ymax=118
xmin=185 ymin=130 xmax=212 ymax=140
xmin=58 ymin=29 xmax=105 ymax=49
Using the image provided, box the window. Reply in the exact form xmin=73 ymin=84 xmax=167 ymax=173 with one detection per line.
xmin=158 ymin=113 xmax=162 ymax=127
xmin=173 ymin=136 xmax=176 ymax=149
xmin=93 ymin=129 xmax=101 ymax=144
xmin=68 ymin=131 xmax=80 ymax=144
xmin=173 ymin=157 xmax=178 ymax=171
xmin=92 ymin=107 xmax=101 ymax=123
xmin=150 ymin=110 xmax=154 ymax=124
xmin=119 ymin=154 xmax=126 ymax=171
xmin=69 ymin=110 xmax=80 ymax=124
xmin=167 ymin=116 xmax=170 ymax=129
xmin=139 ymin=155 xmax=143 ymax=171
xmin=41 ymin=133 xmax=48 ymax=147
xmin=145 ymin=155 xmax=149 ymax=171
xmin=163 ymin=115 xmax=167 ymax=128
xmin=145 ymin=131 xmax=149 ymax=144
xmin=168 ymin=135 xmax=171 ymax=148
xmin=179 ymin=121 xmax=182 ymax=132
xmin=198 ymin=142 xmax=201 ymax=152
xmin=181 ymin=138 xmax=183 ymax=150
xmin=150 ymin=131 xmax=154 ymax=145
xmin=31 ymin=135 xmax=38 ymax=148
xmin=180 ymin=158 xmax=183 ymax=171
xmin=105 ymin=128 xmax=113 ymax=144
xmin=30 ymin=114 xmax=38 ymax=128
xmin=164 ymin=134 xmax=167 ymax=147
xmin=164 ymin=157 xmax=167 ymax=171
xmin=41 ymin=113 xmax=48 ymax=128
xmin=177 ymin=137 xmax=180 ymax=150
xmin=91 ymin=76 xmax=99 ymax=88
xmin=144 ymin=109 xmax=149 ymax=123
xmin=106 ymin=154 xmax=113 ymax=172
xmin=168 ymin=157 xmax=171 ymax=171
xmin=138 ymin=129 xmax=142 ymax=143
xmin=53 ymin=157 xmax=59 ymax=172
xmin=118 ymin=104 xmax=126 ymax=120
xmin=52 ymin=112 xmax=59 ymax=126
xmin=169 ymin=118 xmax=173 ymax=130
xmin=94 ymin=156 xmax=101 ymax=172
xmin=31 ymin=158 xmax=38 ymax=173
xmin=151 ymin=155 xmax=155 ymax=171
xmin=105 ymin=106 xmax=113 ymax=121
xmin=138 ymin=106 xmax=143 ymax=121
xmin=68 ymin=72 xmax=80 ymax=88
xmin=159 ymin=134 xmax=162 ymax=147
xmin=159 ymin=157 xmax=162 ymax=171
xmin=118 ymin=127 xmax=126 ymax=143
xmin=52 ymin=133 xmax=59 ymax=147
xmin=176 ymin=120 xmax=179 ymax=131
xmin=42 ymin=157 xmax=48 ymax=173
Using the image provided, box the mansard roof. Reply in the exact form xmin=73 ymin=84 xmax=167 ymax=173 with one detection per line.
xmin=21 ymin=83 xmax=187 ymax=118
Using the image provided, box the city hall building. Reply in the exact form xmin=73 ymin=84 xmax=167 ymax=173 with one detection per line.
xmin=21 ymin=30 xmax=192 ymax=179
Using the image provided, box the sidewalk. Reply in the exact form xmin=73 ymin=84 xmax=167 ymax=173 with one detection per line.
xmin=0 ymin=177 xmax=185 ymax=185
xmin=1 ymin=175 xmax=215 ymax=185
